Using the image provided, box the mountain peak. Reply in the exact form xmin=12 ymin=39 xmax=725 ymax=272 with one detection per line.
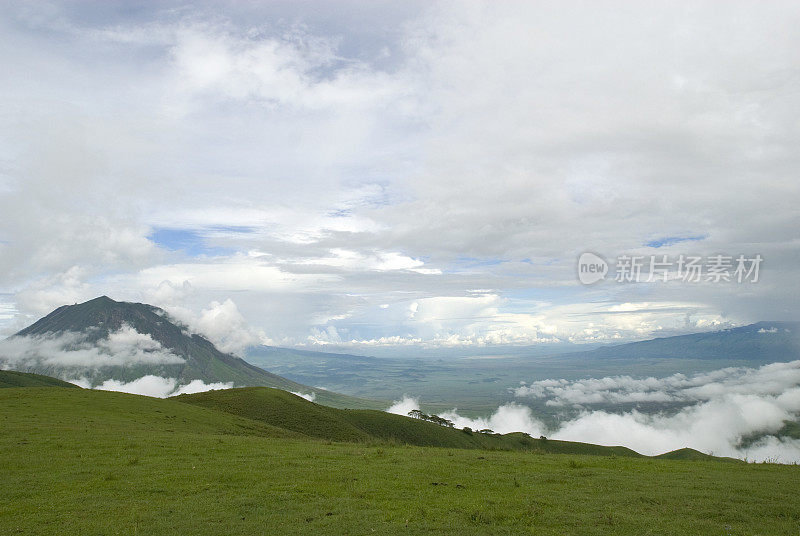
xmin=16 ymin=296 xmax=157 ymax=339
xmin=6 ymin=297 xmax=297 ymax=391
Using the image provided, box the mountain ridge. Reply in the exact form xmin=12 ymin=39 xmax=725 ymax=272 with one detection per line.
xmin=558 ymin=321 xmax=800 ymax=362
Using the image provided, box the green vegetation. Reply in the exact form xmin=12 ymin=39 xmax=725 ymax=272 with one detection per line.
xmin=3 ymin=386 xmax=799 ymax=535
xmin=654 ymin=447 xmax=736 ymax=462
xmin=0 ymin=369 xmax=79 ymax=388
xmin=740 ymin=420 xmax=800 ymax=449
xmin=176 ymin=387 xmax=642 ymax=455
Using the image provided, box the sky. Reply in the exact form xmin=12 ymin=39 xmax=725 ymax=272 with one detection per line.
xmin=1 ymin=0 xmax=799 ymax=354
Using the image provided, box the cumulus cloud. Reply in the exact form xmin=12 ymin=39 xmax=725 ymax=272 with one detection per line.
xmin=0 ymin=324 xmax=185 ymax=369
xmin=192 ymin=299 xmax=268 ymax=354
xmin=85 ymin=375 xmax=233 ymax=398
xmin=164 ymin=298 xmax=271 ymax=355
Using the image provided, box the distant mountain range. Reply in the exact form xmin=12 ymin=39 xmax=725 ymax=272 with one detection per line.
xmin=244 ymin=321 xmax=800 ymax=411
xmin=0 ymin=296 xmax=378 ymax=409
xmin=559 ymin=321 xmax=800 ymax=362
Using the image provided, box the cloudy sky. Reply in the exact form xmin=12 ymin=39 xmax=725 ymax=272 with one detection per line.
xmin=1 ymin=1 xmax=798 ymax=352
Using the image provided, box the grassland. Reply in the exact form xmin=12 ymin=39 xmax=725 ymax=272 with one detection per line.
xmin=2 ymin=386 xmax=800 ymax=535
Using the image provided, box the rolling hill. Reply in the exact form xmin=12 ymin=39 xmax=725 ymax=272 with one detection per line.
xmin=0 ymin=296 xmax=380 ymax=409
xmin=176 ymin=387 xmax=644 ymax=456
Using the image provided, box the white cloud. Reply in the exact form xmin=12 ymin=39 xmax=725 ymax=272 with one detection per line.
xmin=164 ymin=298 xmax=272 ymax=355
xmin=551 ymin=394 xmax=800 ymax=462
xmin=137 ymin=258 xmax=340 ymax=293
xmin=0 ymin=2 xmax=798 ymax=348
xmin=0 ymin=324 xmax=185 ymax=369
xmin=290 ymin=390 xmax=316 ymax=402
xmin=192 ymin=299 xmax=268 ymax=354
xmin=441 ymin=404 xmax=546 ymax=436
xmin=386 ymin=395 xmax=421 ymax=416
xmin=504 ymin=361 xmax=800 ymax=462
xmin=172 ymin=378 xmax=234 ymax=396
xmin=294 ymin=248 xmax=440 ymax=274
xmin=515 ymin=361 xmax=800 ymax=406
xmin=94 ymin=375 xmax=233 ymax=398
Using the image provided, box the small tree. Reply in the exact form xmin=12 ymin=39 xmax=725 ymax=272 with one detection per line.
xmin=408 ymin=409 xmax=425 ymax=420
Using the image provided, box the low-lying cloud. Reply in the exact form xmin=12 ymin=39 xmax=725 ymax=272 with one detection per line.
xmin=387 ymin=361 xmax=800 ymax=463
xmin=290 ymin=390 xmax=316 ymax=402
xmin=0 ymin=324 xmax=185 ymax=369
xmin=386 ymin=395 xmax=421 ymax=417
xmin=442 ymin=404 xmax=547 ymax=437
xmin=70 ymin=375 xmax=233 ymax=398
xmin=514 ymin=361 xmax=800 ymax=407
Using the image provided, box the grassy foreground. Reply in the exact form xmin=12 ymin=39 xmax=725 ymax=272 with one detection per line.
xmin=2 ymin=388 xmax=799 ymax=535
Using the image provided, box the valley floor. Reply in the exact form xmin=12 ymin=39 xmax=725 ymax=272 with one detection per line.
xmin=2 ymin=388 xmax=799 ymax=535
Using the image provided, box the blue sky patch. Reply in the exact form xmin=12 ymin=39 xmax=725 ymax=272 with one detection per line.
xmin=645 ymin=234 xmax=707 ymax=248
xmin=148 ymin=227 xmax=242 ymax=257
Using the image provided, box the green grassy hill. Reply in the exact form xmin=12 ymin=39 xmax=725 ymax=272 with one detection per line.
xmin=1 ymin=387 xmax=798 ymax=535
xmin=0 ymin=369 xmax=80 ymax=388
xmin=654 ymin=447 xmax=735 ymax=462
xmin=176 ymin=387 xmax=642 ymax=455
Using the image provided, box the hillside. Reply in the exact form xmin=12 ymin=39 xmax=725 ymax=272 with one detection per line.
xmin=176 ymin=387 xmax=642 ymax=456
xmin=0 ymin=369 xmax=79 ymax=388
xmin=1 ymin=387 xmax=797 ymax=535
xmin=654 ymin=447 xmax=729 ymax=462
xmin=1 ymin=296 xmax=380 ymax=409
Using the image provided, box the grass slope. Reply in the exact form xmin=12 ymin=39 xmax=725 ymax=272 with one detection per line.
xmin=0 ymin=369 xmax=79 ymax=388
xmin=176 ymin=387 xmax=643 ymax=456
xmin=1 ymin=387 xmax=799 ymax=535
xmin=653 ymin=447 xmax=739 ymax=462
